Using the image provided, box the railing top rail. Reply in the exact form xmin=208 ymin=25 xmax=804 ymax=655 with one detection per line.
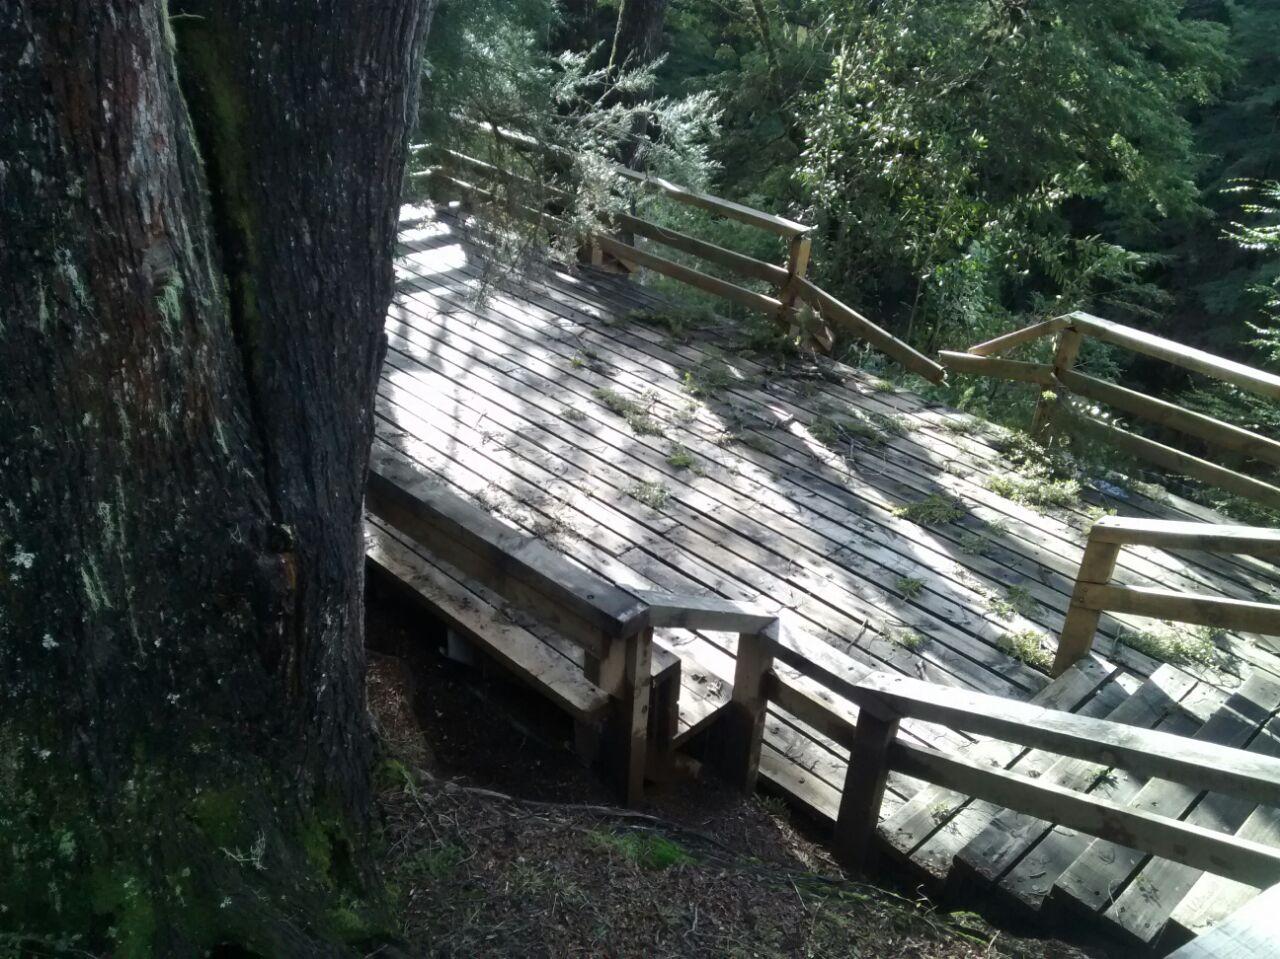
xmin=1066 ymin=311 xmax=1280 ymax=401
xmin=632 ymin=589 xmax=779 ymax=632
xmin=1089 ymin=516 xmax=1280 ymax=558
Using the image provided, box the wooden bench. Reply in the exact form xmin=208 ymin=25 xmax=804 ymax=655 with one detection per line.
xmin=368 ymin=448 xmax=665 ymax=802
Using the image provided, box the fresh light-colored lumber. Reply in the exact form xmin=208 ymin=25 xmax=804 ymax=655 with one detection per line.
xmin=937 ymin=351 xmax=1056 ymax=386
xmin=1068 ymin=311 xmax=1280 ymax=402
xmin=616 ymin=214 xmax=788 ymax=285
xmin=592 ymin=234 xmax=783 ymax=315
xmin=1077 ymin=583 xmax=1280 ymax=635
xmin=1057 ymin=367 xmax=1280 ymax=469
xmin=967 ymin=317 xmax=1075 ymax=357
xmin=1088 ymin=515 xmax=1280 ymax=558
xmin=612 ymin=166 xmax=811 ymax=237
xmin=798 ymin=278 xmax=946 ymax=384
xmin=889 ymin=740 xmax=1280 ymax=890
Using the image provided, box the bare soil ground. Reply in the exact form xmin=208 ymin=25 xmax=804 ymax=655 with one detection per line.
xmin=366 ymin=582 xmax=1106 ymax=959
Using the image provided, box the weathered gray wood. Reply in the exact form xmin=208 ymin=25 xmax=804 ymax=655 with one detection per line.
xmin=954 ymin=665 xmax=1199 ymax=888
xmin=1166 ymin=882 xmax=1280 ymax=959
xmin=615 ymin=213 xmax=789 ymax=285
xmin=633 ymin=589 xmax=778 ymax=632
xmin=1105 ymin=714 xmax=1280 ymax=945
xmin=850 ymin=670 xmax=1280 ymax=808
xmin=1068 ymin=311 xmax=1280 ymax=402
xmin=365 ymin=517 xmax=612 ymax=721
xmin=1051 ymin=672 xmax=1280 ymax=916
xmin=368 ymin=450 xmax=650 ymax=651
xmin=1078 ymin=415 xmax=1280 ymax=511
xmin=584 ymin=626 xmax=654 ymax=805
xmin=716 ymin=624 xmax=777 ymax=792
xmin=1031 ymin=327 xmax=1083 ymax=438
xmin=612 ymin=166 xmax=812 ymax=237
xmin=835 ymin=710 xmax=901 ymax=871
xmin=890 ymin=740 xmax=1280 ymax=890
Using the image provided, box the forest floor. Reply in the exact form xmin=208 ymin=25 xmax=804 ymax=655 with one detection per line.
xmin=365 ymin=584 xmax=1107 ymax=959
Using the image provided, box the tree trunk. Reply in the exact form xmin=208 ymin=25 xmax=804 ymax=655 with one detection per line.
xmin=0 ymin=1 xmax=431 ymax=954
xmin=608 ymin=0 xmax=667 ymax=74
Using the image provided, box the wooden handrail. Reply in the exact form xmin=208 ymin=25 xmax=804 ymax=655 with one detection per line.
xmin=1054 ymin=517 xmax=1280 ymax=674
xmin=940 ymin=312 xmax=1280 ymax=510
xmin=1088 ymin=515 xmax=1280 ymax=557
xmin=631 ymin=590 xmax=778 ymax=632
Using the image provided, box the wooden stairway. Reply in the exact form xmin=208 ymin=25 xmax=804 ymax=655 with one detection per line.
xmin=880 ymin=664 xmax=1280 ymax=953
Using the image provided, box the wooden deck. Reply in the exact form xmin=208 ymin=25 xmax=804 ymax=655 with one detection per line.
xmin=375 ymin=204 xmax=1280 ymax=943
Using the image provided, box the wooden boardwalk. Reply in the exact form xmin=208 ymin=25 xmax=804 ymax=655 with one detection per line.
xmin=375 ymin=204 xmax=1280 ymax=923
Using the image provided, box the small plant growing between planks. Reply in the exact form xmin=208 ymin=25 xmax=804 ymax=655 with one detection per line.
xmin=893 ymin=494 xmax=966 ymax=526
xmin=1116 ymin=625 xmax=1222 ymax=668
xmin=986 ymin=473 xmax=1081 ymax=509
xmin=666 ymin=444 xmax=696 ymax=470
xmin=895 ymin=576 xmax=925 ymax=599
xmin=594 ymin=387 xmax=663 ymax=436
xmin=627 ymin=480 xmax=671 ymax=509
xmin=998 ymin=629 xmax=1054 ymax=672
xmin=989 ymin=584 xmax=1037 ymax=620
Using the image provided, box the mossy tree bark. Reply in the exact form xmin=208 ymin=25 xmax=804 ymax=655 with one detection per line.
xmin=0 ymin=1 xmax=432 ymax=954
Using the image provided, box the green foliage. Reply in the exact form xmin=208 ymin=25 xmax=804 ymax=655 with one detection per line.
xmin=627 ymin=480 xmax=671 ymax=509
xmin=985 ymin=474 xmax=1081 ymax=510
xmin=594 ymin=387 xmax=663 ymax=435
xmin=590 ymin=830 xmax=694 ymax=870
xmin=999 ymin=630 xmax=1054 ymax=672
xmin=895 ymin=576 xmax=924 ymax=600
xmin=892 ymin=494 xmax=966 ymax=526
xmin=1116 ymin=625 xmax=1222 ymax=668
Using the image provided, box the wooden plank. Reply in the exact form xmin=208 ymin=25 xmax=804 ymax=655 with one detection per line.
xmin=1057 ymin=367 xmax=1280 ymax=469
xmin=968 ymin=317 xmax=1074 ymax=357
xmin=952 ymin=666 xmax=1200 ymax=889
xmin=1166 ymin=882 xmax=1280 ymax=959
xmin=632 ymin=589 xmax=778 ymax=633
xmin=398 ymin=251 xmax=1278 ymax=625
xmin=365 ymin=517 xmax=611 ymax=722
xmin=1068 ymin=311 xmax=1280 ymax=402
xmin=797 ymin=278 xmax=946 ymax=384
xmin=378 ymin=300 xmax=1045 ymax=697
xmin=1078 ymin=583 xmax=1280 ymax=636
xmin=844 ymin=670 xmax=1280 ymax=808
xmin=1104 ymin=714 xmax=1280 ymax=944
xmin=1171 ymin=804 xmax=1280 ymax=940
xmin=612 ymin=166 xmax=811 ymax=237
xmin=1078 ymin=414 xmax=1280 ymax=510
xmin=715 ymin=624 xmax=776 ymax=792
xmin=614 ymin=213 xmax=789 ymax=285
xmin=368 ymin=452 xmax=650 ymax=650
xmin=889 ymin=740 xmax=1280 ymax=890
xmin=1051 ymin=673 xmax=1280 ymax=917
xmin=592 ymin=234 xmax=782 ymax=315
xmin=938 ymin=351 xmax=1056 ymax=386
xmin=1088 ymin=516 xmax=1280 ymax=560
xmin=993 ymin=678 xmax=1225 ymax=913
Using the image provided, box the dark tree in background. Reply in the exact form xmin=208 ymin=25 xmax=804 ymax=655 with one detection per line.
xmin=0 ymin=1 xmax=432 ymax=953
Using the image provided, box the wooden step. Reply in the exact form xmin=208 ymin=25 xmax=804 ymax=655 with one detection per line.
xmin=1049 ymin=671 xmax=1280 ymax=927
xmin=948 ymin=665 xmax=1225 ymax=911
xmin=1168 ymin=775 xmax=1280 ymax=945
xmin=1166 ymin=881 xmax=1280 ymax=958
xmin=877 ymin=656 xmax=1121 ymax=881
xmin=1106 ymin=712 xmax=1280 ymax=948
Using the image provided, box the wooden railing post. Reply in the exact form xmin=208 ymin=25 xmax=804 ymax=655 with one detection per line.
xmin=1052 ymin=533 xmax=1122 ymax=677
xmin=582 ymin=627 xmax=653 ymax=806
xmin=834 ymin=704 xmax=900 ymax=872
xmin=777 ymin=234 xmax=811 ymax=323
xmin=1031 ymin=326 xmax=1082 ymax=439
xmin=716 ymin=627 xmax=775 ymax=793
